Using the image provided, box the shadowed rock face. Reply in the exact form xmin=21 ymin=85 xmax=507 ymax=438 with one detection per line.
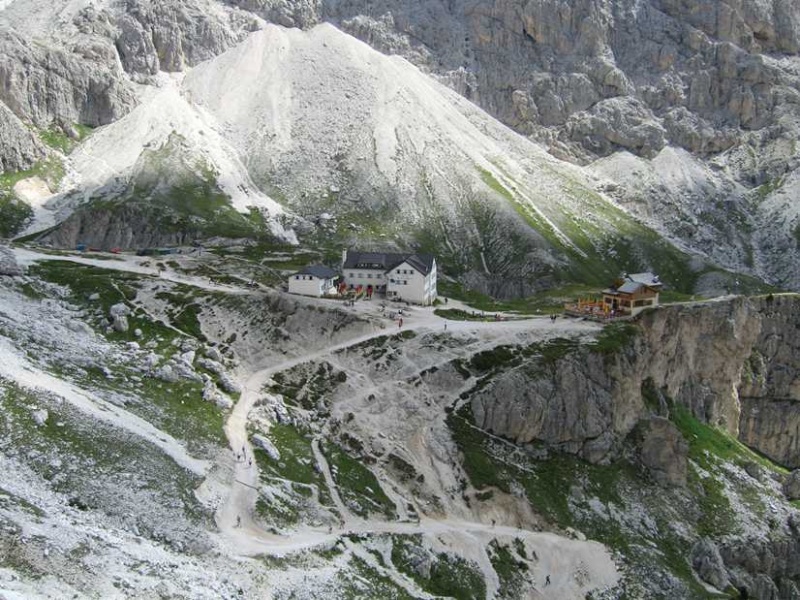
xmin=0 ymin=31 xmax=135 ymax=128
xmin=240 ymin=0 xmax=800 ymax=160
xmin=470 ymin=295 xmax=800 ymax=468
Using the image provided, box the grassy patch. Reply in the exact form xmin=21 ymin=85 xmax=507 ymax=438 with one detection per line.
xmin=37 ymin=124 xmax=92 ymax=154
xmin=438 ymin=280 xmax=598 ymax=315
xmin=477 ymin=166 xmax=701 ymax=294
xmin=0 ymin=195 xmax=33 ymax=237
xmin=669 ymin=403 xmax=786 ymax=474
xmin=323 ymin=442 xmax=396 ymax=519
xmin=69 ymin=134 xmax=281 ymax=243
xmin=434 ymin=308 xmax=494 ymax=321
xmin=136 ymin=376 xmax=226 ymax=454
xmin=336 ymin=554 xmax=417 ymax=600
xmin=268 ymin=362 xmax=346 ymax=412
xmin=154 ymin=288 xmax=205 ymax=340
xmin=26 ymin=261 xmax=226 ymax=452
xmin=490 ymin=540 xmax=530 ymax=599
xmin=253 ymin=423 xmax=335 ymax=527
xmin=28 ymin=260 xmax=138 ymax=315
xmin=0 ymin=487 xmax=45 ymax=518
xmin=256 ymin=423 xmax=329 ymax=489
xmin=0 ymin=378 xmax=210 ymax=526
xmin=469 ymin=345 xmax=519 ymax=373
xmin=590 ymin=321 xmax=639 ymax=355
xmin=340 ymin=330 xmax=416 ymax=362
xmin=390 ymin=534 xmax=486 ymax=600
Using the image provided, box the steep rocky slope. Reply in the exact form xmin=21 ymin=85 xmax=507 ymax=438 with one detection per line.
xmin=471 ymin=294 xmax=800 ymax=468
xmin=0 ymin=243 xmax=799 ymax=598
xmin=1 ymin=0 xmax=798 ymax=296
xmin=456 ymin=296 xmax=800 ymax=597
xmin=256 ymin=0 xmax=800 ymax=287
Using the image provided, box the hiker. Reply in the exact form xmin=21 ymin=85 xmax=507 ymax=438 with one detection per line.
xmin=545 ymin=575 xmax=551 ymax=586
xmin=444 ymin=322 xmax=447 ymax=331
xmin=445 ymin=297 xmax=448 ymax=305
xmin=398 ymin=318 xmax=403 ymax=328
xmin=248 ymin=458 xmax=252 ymax=467
xmin=236 ymin=516 xmax=241 ymax=528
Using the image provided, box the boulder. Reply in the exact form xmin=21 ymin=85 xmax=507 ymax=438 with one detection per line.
xmin=252 ymin=434 xmax=280 ymax=461
xmin=201 ymin=377 xmax=233 ymax=409
xmin=784 ymin=470 xmax=800 ymax=500
xmin=67 ymin=319 xmax=94 ymax=336
xmin=112 ymin=315 xmax=129 ymax=332
xmin=154 ymin=363 xmax=179 ymax=383
xmin=109 ymin=303 xmax=131 ymax=317
xmin=204 ymin=346 xmax=224 ymax=363
xmin=31 ymin=409 xmax=49 ymax=427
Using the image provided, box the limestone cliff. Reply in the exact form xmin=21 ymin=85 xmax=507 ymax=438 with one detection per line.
xmin=471 ymin=295 xmax=800 ymax=468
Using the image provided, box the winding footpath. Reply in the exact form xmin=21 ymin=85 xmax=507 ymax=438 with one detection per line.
xmin=11 ymin=247 xmax=617 ymax=595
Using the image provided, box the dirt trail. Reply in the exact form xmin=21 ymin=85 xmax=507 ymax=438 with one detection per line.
xmin=13 ymin=247 xmax=617 ymax=595
xmin=211 ymin=310 xmax=617 ymax=600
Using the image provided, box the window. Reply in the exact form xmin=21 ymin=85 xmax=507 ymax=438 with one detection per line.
xmin=367 ymin=274 xmax=372 ymax=279
xmin=349 ymin=272 xmax=354 ymax=278
xmin=358 ymin=273 xmax=363 ymax=278
xmin=295 ymin=276 xmax=300 ymax=280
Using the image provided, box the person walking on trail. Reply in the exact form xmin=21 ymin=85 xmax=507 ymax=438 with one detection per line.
xmin=444 ymin=322 xmax=447 ymax=331
xmin=236 ymin=516 xmax=241 ymax=528
xmin=398 ymin=318 xmax=403 ymax=328
xmin=545 ymin=574 xmax=551 ymax=586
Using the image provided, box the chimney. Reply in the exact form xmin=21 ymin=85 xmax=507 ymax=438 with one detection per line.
xmin=342 ymin=248 xmax=348 ymax=268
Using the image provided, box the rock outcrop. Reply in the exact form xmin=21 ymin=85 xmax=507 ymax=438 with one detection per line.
xmin=785 ymin=471 xmax=800 ymax=501
xmin=471 ymin=295 xmax=800 ymax=467
xmin=639 ymin=416 xmax=688 ymax=487
xmin=693 ymin=532 xmax=800 ymax=600
xmin=0 ymin=31 xmax=135 ymax=128
xmin=692 ymin=538 xmax=731 ymax=592
xmin=0 ymin=102 xmax=45 ymax=173
xmin=470 ymin=352 xmax=618 ymax=461
xmin=112 ymin=0 xmax=260 ymax=75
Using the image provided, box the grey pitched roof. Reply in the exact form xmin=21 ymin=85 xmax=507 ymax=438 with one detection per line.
xmin=627 ymin=272 xmax=662 ymax=287
xmin=403 ymin=254 xmax=436 ymax=275
xmin=343 ymin=250 xmax=435 ymax=275
xmin=295 ymin=264 xmax=338 ymax=279
xmin=617 ymin=281 xmax=644 ymax=294
xmin=343 ymin=251 xmax=404 ymax=270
